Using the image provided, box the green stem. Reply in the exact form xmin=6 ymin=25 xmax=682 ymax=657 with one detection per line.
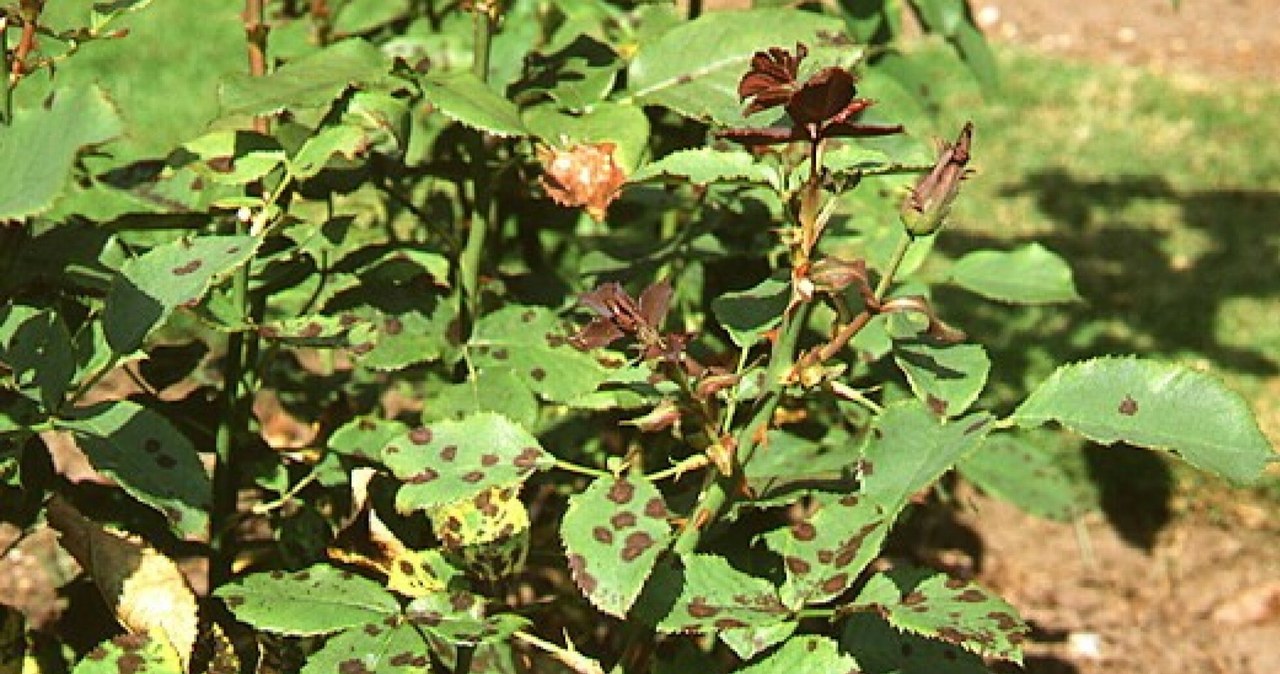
xmin=1 ymin=16 xmax=11 ymax=126
xmin=471 ymin=3 xmax=494 ymax=82
xmin=672 ymin=302 xmax=813 ymax=554
xmin=553 ymin=458 xmax=611 ymax=480
xmin=874 ymin=234 xmax=912 ymax=301
xmin=458 ymin=4 xmax=497 ymax=337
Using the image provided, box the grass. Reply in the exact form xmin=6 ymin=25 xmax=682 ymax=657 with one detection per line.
xmin=896 ymin=41 xmax=1280 ymax=517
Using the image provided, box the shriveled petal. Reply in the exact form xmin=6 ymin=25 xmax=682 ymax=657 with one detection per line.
xmin=638 ymin=278 xmax=673 ymax=329
xmin=785 ymin=67 xmax=856 ymax=126
xmin=578 ymin=282 xmax=635 ymax=320
xmin=569 ymin=318 xmax=625 ymax=351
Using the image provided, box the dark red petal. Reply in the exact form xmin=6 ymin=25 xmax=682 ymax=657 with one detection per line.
xmin=785 ymin=68 xmax=856 ymax=126
xmin=716 ymin=126 xmax=806 ymax=146
xmin=738 ymin=44 xmax=808 ymax=114
xmin=825 ymin=98 xmax=875 ymax=126
xmin=569 ymin=319 xmax=625 ymax=351
xmin=821 ymin=121 xmax=905 ymax=139
xmin=578 ymin=282 xmax=632 ymax=319
xmin=638 ymin=279 xmax=673 ymax=329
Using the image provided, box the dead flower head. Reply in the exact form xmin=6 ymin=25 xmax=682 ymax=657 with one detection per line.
xmin=901 ymin=122 xmax=974 ymax=237
xmin=538 ymin=141 xmax=628 ymax=223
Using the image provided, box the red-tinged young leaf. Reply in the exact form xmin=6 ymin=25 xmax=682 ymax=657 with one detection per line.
xmin=852 ymin=568 xmax=1028 ymax=663
xmin=785 ymin=67 xmax=857 ymax=126
xmin=739 ymin=44 xmax=807 ymax=116
xmin=561 ymin=475 xmax=673 ymax=617
xmin=638 ymin=279 xmax=674 ymax=330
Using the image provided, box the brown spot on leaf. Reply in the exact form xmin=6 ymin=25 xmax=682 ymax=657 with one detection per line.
xmin=607 ymin=479 xmax=636 ymax=505
xmin=492 ymin=348 xmax=509 ymax=361
xmin=440 ymin=445 xmax=458 ymax=461
xmin=172 ymin=259 xmax=202 ymax=276
xmin=945 ymin=578 xmax=966 ymax=589
xmin=155 ymin=454 xmax=176 ymax=469
xmin=785 ymin=556 xmax=812 ymax=575
xmin=593 ymin=526 xmax=614 ymax=545
xmin=530 ymin=367 xmax=547 ymax=381
xmin=791 ymin=521 xmax=817 ymax=541
xmin=610 ymin=511 xmax=637 ymax=530
xmin=1119 ymin=395 xmax=1139 ymax=416
xmin=513 ymin=447 xmax=541 ymax=469
xmin=644 ymin=497 xmax=668 ymax=519
xmin=957 ymin=588 xmax=986 ymax=602
xmin=964 ymin=419 xmax=988 ymax=435
xmin=364 ymin=624 xmax=382 ymax=636
xmin=406 ymin=468 xmax=438 ymax=484
xmin=480 ymin=453 xmax=499 ymax=467
xmin=462 ymin=470 xmax=485 ymax=483
xmin=687 ymin=597 xmax=719 ymax=618
xmin=821 ymin=573 xmax=850 ymax=594
xmin=117 ymin=652 xmax=145 ymax=674
xmin=143 ymin=438 xmax=160 ymax=453
xmin=409 ymin=427 xmax=432 ymax=444
xmin=384 ymin=317 xmax=403 ymax=335
xmin=620 ymin=531 xmax=655 ymax=562
xmin=902 ymin=591 xmax=926 ymax=606
xmin=817 ymin=550 xmax=835 ymax=564
xmin=713 ymin=617 xmax=747 ymax=629
xmin=927 ymin=394 xmax=948 ymax=416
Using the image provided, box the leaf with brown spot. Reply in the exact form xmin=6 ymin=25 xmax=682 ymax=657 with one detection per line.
xmin=560 ymin=475 xmax=672 ymax=617
xmin=72 ymin=633 xmax=184 ymax=674
xmin=852 ymin=568 xmax=1027 ymax=663
xmin=763 ymin=492 xmax=890 ymax=610
xmin=632 ymin=554 xmax=789 ymax=636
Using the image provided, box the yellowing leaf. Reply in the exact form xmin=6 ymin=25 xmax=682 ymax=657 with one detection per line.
xmin=46 ymin=497 xmax=198 ymax=671
xmin=328 ymin=468 xmax=444 ymax=597
xmin=429 ymin=482 xmax=530 ymax=549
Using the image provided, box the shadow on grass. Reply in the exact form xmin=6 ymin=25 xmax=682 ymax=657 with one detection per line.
xmin=937 ymin=168 xmax=1280 ymax=547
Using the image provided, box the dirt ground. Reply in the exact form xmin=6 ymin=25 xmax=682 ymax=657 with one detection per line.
xmin=953 ymin=3 xmax=1280 ymax=673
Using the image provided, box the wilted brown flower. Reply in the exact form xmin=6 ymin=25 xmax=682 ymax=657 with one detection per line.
xmin=538 ymin=141 xmax=628 ymax=222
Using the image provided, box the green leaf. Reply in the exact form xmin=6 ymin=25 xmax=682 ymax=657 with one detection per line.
xmin=860 ymin=402 xmax=992 ymax=515
xmin=0 ymin=306 xmax=76 ymax=410
xmin=220 ymin=39 xmax=389 ymax=116
xmin=631 ymin=148 xmax=775 ymax=187
xmin=405 ymin=593 xmax=527 ymax=646
xmin=175 ymin=130 xmax=286 ymax=186
xmin=104 ymin=235 xmax=261 ymax=354
xmin=712 ymin=275 xmax=790 ymax=349
xmin=561 ymin=474 xmax=673 ymax=617
xmin=215 ymin=564 xmax=400 ymax=636
xmin=61 ymin=400 xmax=210 ymax=539
xmin=471 ymin=306 xmax=611 ymax=404
xmin=289 ymin=125 xmax=371 ymax=179
xmin=0 ymin=86 xmax=123 ymax=221
xmin=953 ymin=20 xmax=1000 ymax=97
xmin=893 ymin=340 xmax=990 ymax=417
xmin=256 ymin=314 xmax=377 ymax=349
xmin=634 ymin=554 xmax=790 ymax=634
xmin=949 ymin=243 xmax=1080 ymax=305
xmin=959 ymin=435 xmax=1082 ymax=521
xmin=328 ymin=416 xmax=409 ymax=462
xmin=89 ymin=0 xmax=157 ymax=33
xmin=515 ymin=34 xmax=621 ymax=110
xmin=854 ymin=568 xmax=1027 ymax=663
xmin=840 ymin=611 xmax=991 ymax=674
xmin=732 ymin=635 xmax=855 ymax=674
xmin=627 ymin=9 xmax=843 ymax=124
xmin=763 ymin=492 xmax=891 ymax=609
xmin=380 ymin=412 xmax=553 ymax=513
xmin=1012 ymin=357 xmax=1274 ymax=484
xmin=74 ymin=634 xmax=183 ymax=674
xmin=332 ymin=0 xmax=412 ymax=35
xmin=427 ymin=369 xmax=539 ymax=429
xmin=299 ymin=623 xmax=430 ymax=674
xmin=718 ymin=622 xmax=797 ymax=661
xmin=422 ymin=71 xmax=529 ymax=138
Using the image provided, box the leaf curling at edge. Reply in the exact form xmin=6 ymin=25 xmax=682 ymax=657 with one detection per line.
xmin=46 ymin=495 xmax=198 ymax=671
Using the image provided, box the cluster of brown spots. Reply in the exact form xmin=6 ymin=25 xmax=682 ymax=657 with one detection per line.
xmin=171 ymin=259 xmax=203 ymax=275
xmin=520 ymin=310 xmax=537 ymax=323
xmin=294 ymin=571 xmax=312 ymax=581
xmin=298 ymin=322 xmax=324 ymax=338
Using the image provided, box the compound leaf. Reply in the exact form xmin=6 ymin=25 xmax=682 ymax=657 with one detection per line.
xmin=1012 ymin=357 xmax=1273 ymax=484
xmin=561 ymin=474 xmax=673 ymax=617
